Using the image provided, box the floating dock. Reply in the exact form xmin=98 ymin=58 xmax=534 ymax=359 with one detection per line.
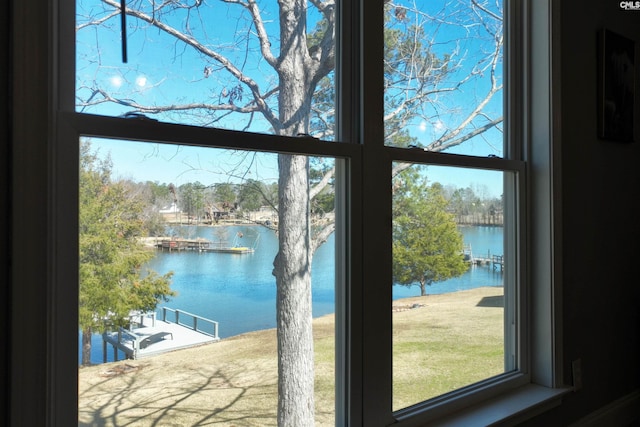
xmin=102 ymin=308 xmax=220 ymax=361
xmin=154 ymin=236 xmax=256 ymax=254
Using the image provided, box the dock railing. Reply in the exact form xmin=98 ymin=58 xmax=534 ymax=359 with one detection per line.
xmin=160 ymin=307 xmax=219 ymax=339
xmin=101 ymin=327 xmax=144 ymax=361
xmin=492 ymin=254 xmax=504 ymax=271
xmin=117 ymin=327 xmax=147 ymax=355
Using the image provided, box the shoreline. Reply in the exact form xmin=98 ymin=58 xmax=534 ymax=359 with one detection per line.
xmin=81 ymin=286 xmax=504 ymax=364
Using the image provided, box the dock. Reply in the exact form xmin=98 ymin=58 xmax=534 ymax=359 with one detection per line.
xmin=463 ymin=244 xmax=504 ymax=272
xmin=153 ymin=237 xmax=256 ymax=254
xmin=471 ymin=254 xmax=504 ymax=271
xmin=102 ymin=308 xmax=220 ymax=362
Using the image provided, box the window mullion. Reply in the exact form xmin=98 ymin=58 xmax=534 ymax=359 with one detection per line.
xmin=58 ymin=0 xmax=76 ymax=113
xmin=337 ymin=1 xmax=364 ymax=426
xmin=360 ymin=1 xmax=395 ymax=426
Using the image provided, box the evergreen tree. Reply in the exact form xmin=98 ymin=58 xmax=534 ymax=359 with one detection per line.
xmin=79 ymin=141 xmax=175 ymax=366
xmin=238 ymin=179 xmax=268 ymax=213
xmin=393 ymin=168 xmax=468 ymax=296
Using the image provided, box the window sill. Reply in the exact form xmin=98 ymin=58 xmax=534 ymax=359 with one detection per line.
xmin=428 ymin=384 xmax=572 ymax=427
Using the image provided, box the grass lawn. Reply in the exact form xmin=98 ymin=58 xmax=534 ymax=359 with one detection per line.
xmin=78 ymin=287 xmax=504 ymax=426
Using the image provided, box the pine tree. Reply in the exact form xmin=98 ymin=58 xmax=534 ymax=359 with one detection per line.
xmin=393 ymin=168 xmax=468 ymax=296
xmin=79 ymin=141 xmax=175 ymax=365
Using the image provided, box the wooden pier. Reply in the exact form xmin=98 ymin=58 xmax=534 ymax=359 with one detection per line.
xmin=102 ymin=309 xmax=220 ymax=361
xmin=463 ymin=244 xmax=504 ymax=272
xmin=154 ymin=238 xmax=255 ymax=254
xmin=469 ymin=254 xmax=504 ymax=271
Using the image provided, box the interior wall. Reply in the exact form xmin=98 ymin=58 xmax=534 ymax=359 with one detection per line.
xmin=1 ymin=0 xmax=11 ymax=424
xmin=521 ymin=0 xmax=640 ymax=425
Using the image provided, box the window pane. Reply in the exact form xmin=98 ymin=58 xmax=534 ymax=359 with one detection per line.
xmin=391 ymin=163 xmax=514 ymax=411
xmin=383 ymin=0 xmax=503 ymax=157
xmin=76 ymin=1 xmax=336 ymax=139
xmin=78 ymin=138 xmax=338 ymax=425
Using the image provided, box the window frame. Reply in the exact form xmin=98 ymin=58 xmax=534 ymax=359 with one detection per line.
xmin=358 ymin=1 xmax=539 ymax=425
xmin=58 ymin=0 xmax=360 ymax=424
xmin=386 ymin=152 xmax=526 ymax=419
xmin=7 ymin=0 xmax=568 ymax=425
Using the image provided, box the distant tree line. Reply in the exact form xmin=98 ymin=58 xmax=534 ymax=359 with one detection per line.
xmin=442 ymin=185 xmax=504 ymax=226
xmin=122 ymin=163 xmax=336 ymax=233
xmin=128 ymin=176 xmax=501 ymax=233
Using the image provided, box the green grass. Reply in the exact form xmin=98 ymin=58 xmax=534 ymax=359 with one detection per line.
xmin=79 ymin=287 xmax=505 ymax=426
xmin=391 ymin=288 xmax=505 ymax=410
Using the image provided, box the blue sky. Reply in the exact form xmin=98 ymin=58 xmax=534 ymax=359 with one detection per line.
xmin=79 ymin=0 xmax=504 ymax=195
xmin=76 ymin=0 xmax=502 ymax=140
xmin=90 ymin=137 xmax=503 ymax=198
xmin=88 ymin=137 xmax=279 ymax=186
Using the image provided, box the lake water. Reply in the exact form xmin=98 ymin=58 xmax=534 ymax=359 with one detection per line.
xmin=81 ymin=224 xmax=503 ymax=364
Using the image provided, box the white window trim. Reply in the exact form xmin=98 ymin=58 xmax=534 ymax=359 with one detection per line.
xmin=7 ymin=0 xmax=570 ymax=425
xmin=385 ymin=0 xmax=571 ymax=424
xmin=357 ymin=1 xmax=570 ymax=425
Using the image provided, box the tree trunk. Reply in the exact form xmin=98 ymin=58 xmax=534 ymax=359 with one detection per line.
xmin=275 ymin=154 xmax=314 ymax=426
xmin=420 ymin=279 xmax=427 ymax=297
xmin=82 ymin=327 xmax=92 ymax=366
xmin=273 ymin=1 xmax=320 ymax=424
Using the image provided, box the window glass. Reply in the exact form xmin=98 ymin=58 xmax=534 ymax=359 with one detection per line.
xmin=76 ymin=0 xmax=336 ymax=139
xmin=65 ymin=0 xmax=531 ymax=424
xmin=78 ymin=138 xmax=338 ymax=426
xmin=391 ymin=163 xmax=515 ymax=411
xmin=383 ymin=0 xmax=503 ymax=157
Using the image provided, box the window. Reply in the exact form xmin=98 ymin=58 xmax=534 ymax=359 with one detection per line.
xmin=9 ymin=0 xmax=566 ymax=425
xmin=391 ymin=164 xmax=520 ymax=412
xmin=379 ymin=1 xmax=523 ymax=414
xmin=77 ymin=137 xmax=342 ymax=425
xmin=72 ymin=1 xmax=348 ymax=425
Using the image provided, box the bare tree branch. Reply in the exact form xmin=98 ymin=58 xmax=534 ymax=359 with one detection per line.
xmin=309 ymin=0 xmax=336 ymax=79
xmin=430 ymin=115 xmax=503 ymax=152
xmin=76 ymin=10 xmax=120 ymax=31
xmin=311 ymin=221 xmax=335 ymax=254
xmin=77 ymin=87 xmax=268 ymax=116
xmin=222 ymin=0 xmax=278 ymax=67
xmin=309 ymin=168 xmax=334 ymax=200
xmin=471 ymin=0 xmax=503 ymax=23
xmin=427 ymin=30 xmax=503 ymax=151
xmin=99 ymin=0 xmax=280 ymax=128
